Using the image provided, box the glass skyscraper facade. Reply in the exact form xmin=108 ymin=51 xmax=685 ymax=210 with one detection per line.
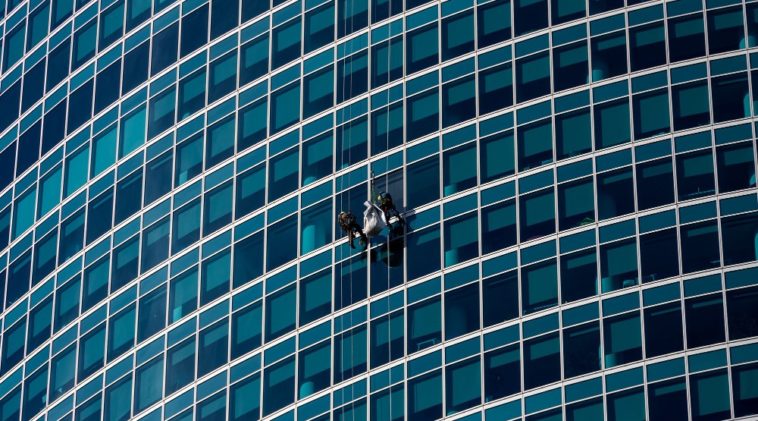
xmin=2 ymin=0 xmax=758 ymax=417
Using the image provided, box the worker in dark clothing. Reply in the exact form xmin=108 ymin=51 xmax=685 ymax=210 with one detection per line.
xmin=338 ymin=211 xmax=367 ymax=249
xmin=376 ymin=192 xmax=401 ymax=222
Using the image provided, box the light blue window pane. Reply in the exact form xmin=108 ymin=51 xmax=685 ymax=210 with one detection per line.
xmin=444 ymin=213 xmax=478 ymax=266
xmin=409 ymin=371 xmax=442 ymax=418
xmin=410 ymin=26 xmax=437 ymax=63
xmin=266 ymin=285 xmax=296 ymax=340
xmin=13 ymin=188 xmax=36 ymax=238
xmin=176 ymin=135 xmax=203 ymax=185
xmin=213 ymin=55 xmax=237 ymax=88
xmin=271 ymin=84 xmax=301 ymax=133
xmin=204 ymin=182 xmax=233 ymax=234
xmin=135 ymin=357 xmax=163 ymax=412
xmin=121 ymin=107 xmax=147 ymax=157
xmin=92 ymin=126 xmax=117 ymax=176
xmin=300 ymin=270 xmax=331 ymax=324
xmin=604 ymin=313 xmax=642 ymax=367
xmin=446 ymin=359 xmax=481 ymax=414
xmin=608 ymin=388 xmax=644 ymax=421
xmin=230 ymin=374 xmax=260 ymax=420
xmin=28 ymin=4 xmax=50 ymax=49
xmin=301 ymin=200 xmax=332 ymax=254
xmin=302 ymin=133 xmax=332 ymax=185
xmin=523 ymin=260 xmax=558 ymax=314
xmin=74 ymin=22 xmax=97 ymax=63
xmin=50 ymin=346 xmax=76 ymax=401
xmin=65 ymin=145 xmax=90 ymax=196
xmin=38 ymin=167 xmax=62 ymax=218
xmin=3 ymin=25 xmax=25 ymax=71
xmin=444 ymin=143 xmax=477 ymax=195
xmin=170 ymin=268 xmax=198 ymax=322
xmin=207 ymin=116 xmax=235 ymax=165
xmin=105 ymin=376 xmax=132 ymax=421
xmin=179 ymin=71 xmax=206 ymax=119
xmin=108 ymin=306 xmax=136 ymax=358
xmin=692 ymin=370 xmax=731 ymax=419
xmin=201 ymin=250 xmax=231 ymax=304
xmin=101 ymin=2 xmax=124 ymax=43
xmin=634 ymin=91 xmax=670 ymax=139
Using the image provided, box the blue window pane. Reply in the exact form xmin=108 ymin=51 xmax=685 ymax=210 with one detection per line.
xmin=263 ymin=357 xmax=295 ymax=415
xmin=137 ymin=285 xmax=166 ymax=342
xmin=305 ymin=2 xmax=334 ymax=53
xmin=408 ymin=297 xmax=441 ymax=352
xmin=104 ymin=375 xmax=132 ymax=421
xmin=604 ymin=312 xmax=642 ymax=367
xmin=201 ymin=249 xmax=232 ymax=307
xmin=563 ymin=321 xmax=600 ymax=378
xmin=444 ymin=212 xmax=478 ymax=266
xmin=134 ymin=356 xmax=163 ymax=413
xmin=644 ymin=302 xmax=683 ymax=357
xmin=407 ymin=24 xmax=438 ymax=74
xmin=299 ymin=341 xmax=331 ymax=398
xmin=442 ymin=11 xmax=474 ymax=60
xmin=522 ymin=259 xmax=558 ymax=314
xmin=336 ymin=117 xmax=368 ymax=170
xmin=442 ymin=75 xmax=476 ymax=127
xmin=49 ymin=344 xmax=76 ymax=401
xmin=166 ymin=338 xmax=196 ymax=394
xmin=484 ymin=344 xmax=520 ymax=400
xmin=266 ymin=215 xmax=298 ymax=270
xmin=270 ymin=82 xmax=301 ymax=134
xmin=235 ymin=164 xmax=265 ymax=218
xmin=334 ymin=325 xmax=367 ymax=382
xmin=272 ymin=19 xmax=301 ymax=69
xmin=335 ymin=255 xmax=367 ymax=310
xmin=230 ymin=373 xmax=261 ymax=420
xmin=524 ymin=333 xmax=560 ymax=389
xmin=78 ymin=324 xmax=105 ymax=381
xmin=300 ymin=270 xmax=332 ymax=324
xmin=268 ymin=148 xmax=299 ymax=201
xmin=234 ymin=231 xmax=263 ymax=287
xmin=240 ymin=35 xmax=269 ymax=85
xmin=446 ymin=357 xmax=481 ymax=414
xmin=169 ymin=267 xmax=198 ymax=322
xmin=175 ymin=133 xmax=203 ymax=186
xmin=178 ymin=69 xmax=206 ymax=120
xmin=180 ymin=5 xmax=209 ymax=57
xmin=107 ymin=304 xmax=136 ymax=360
xmin=304 ymin=68 xmax=334 ymax=119
xmin=203 ymin=181 xmax=233 ymax=235
xmin=239 ymin=98 xmax=268 ymax=150
xmin=407 ymin=225 xmax=440 ymax=280
xmin=231 ymin=301 xmax=262 ymax=358
xmin=198 ymin=319 xmax=229 ymax=376
xmin=407 ymin=89 xmax=439 ymax=141
xmin=409 ymin=371 xmax=442 ymax=419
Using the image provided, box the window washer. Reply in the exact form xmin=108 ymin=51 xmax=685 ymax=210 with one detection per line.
xmin=338 ymin=211 xmax=368 ymax=249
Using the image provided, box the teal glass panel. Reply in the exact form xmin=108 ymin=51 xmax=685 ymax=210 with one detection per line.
xmin=270 ymin=83 xmax=301 ymax=134
xmin=121 ymin=106 xmax=147 ymax=157
xmin=443 ymin=143 xmax=477 ymax=195
xmin=13 ymin=187 xmax=36 ymax=238
xmin=38 ymin=167 xmax=62 ymax=218
xmin=201 ymin=249 xmax=231 ymax=304
xmin=64 ymin=145 xmax=90 ymax=196
xmin=169 ymin=267 xmax=198 ymax=322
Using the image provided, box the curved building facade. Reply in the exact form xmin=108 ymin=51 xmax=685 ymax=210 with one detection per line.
xmin=2 ymin=0 xmax=758 ymax=418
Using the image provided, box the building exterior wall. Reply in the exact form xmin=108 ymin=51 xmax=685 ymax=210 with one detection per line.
xmin=0 ymin=0 xmax=757 ymax=419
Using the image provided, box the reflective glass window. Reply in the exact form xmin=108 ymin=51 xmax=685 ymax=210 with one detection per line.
xmin=603 ymin=312 xmax=642 ymax=367
xmin=524 ymin=333 xmax=560 ymax=389
xmin=563 ymin=321 xmax=601 ymax=378
xmin=636 ymin=158 xmax=674 ymax=210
